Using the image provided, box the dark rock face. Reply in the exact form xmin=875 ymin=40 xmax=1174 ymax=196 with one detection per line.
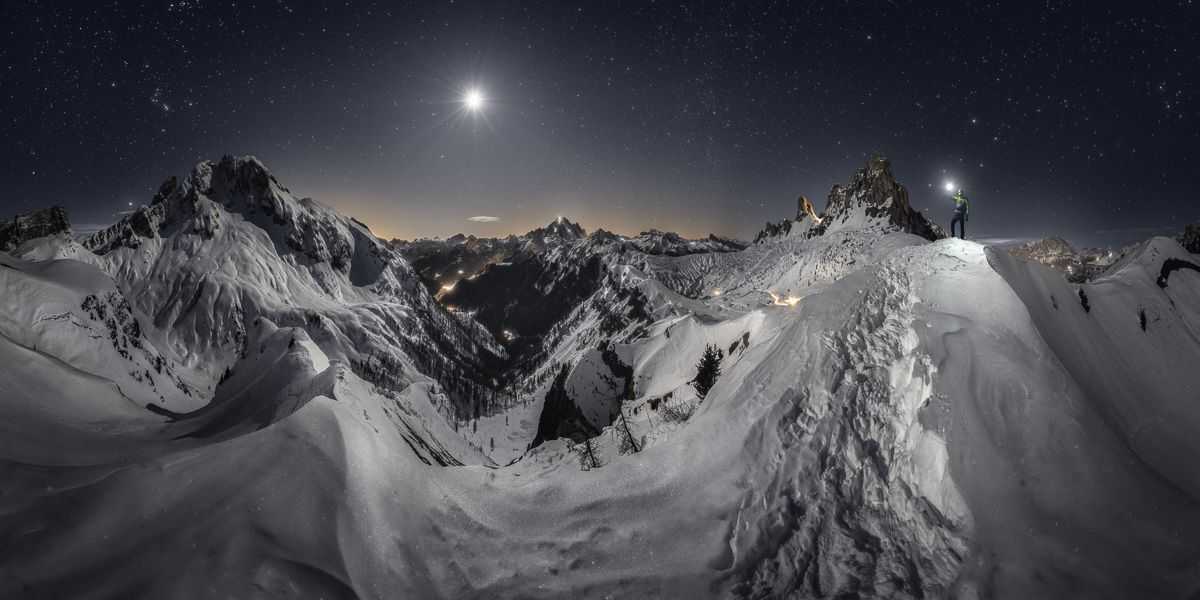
xmin=0 ymin=206 xmax=71 ymax=251
xmin=530 ymin=365 xmax=599 ymax=447
xmin=1180 ymin=223 xmax=1200 ymax=254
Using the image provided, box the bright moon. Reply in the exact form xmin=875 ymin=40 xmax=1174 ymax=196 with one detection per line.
xmin=463 ymin=88 xmax=485 ymax=112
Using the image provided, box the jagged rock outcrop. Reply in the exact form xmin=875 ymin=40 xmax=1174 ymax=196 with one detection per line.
xmin=756 ymin=155 xmax=946 ymax=243
xmin=753 ymin=219 xmax=794 ymax=243
xmin=817 ymin=155 xmax=945 ymax=241
xmin=0 ymin=206 xmax=71 ymax=251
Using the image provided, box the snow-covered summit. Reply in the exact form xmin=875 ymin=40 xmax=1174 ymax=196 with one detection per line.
xmin=85 ymin=155 xmax=386 ymax=282
xmin=14 ymin=157 xmax=505 ymax=435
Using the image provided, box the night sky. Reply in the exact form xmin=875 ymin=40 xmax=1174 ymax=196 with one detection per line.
xmin=3 ymin=1 xmax=1197 ymax=246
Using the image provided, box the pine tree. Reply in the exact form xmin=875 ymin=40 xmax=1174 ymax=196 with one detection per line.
xmin=692 ymin=344 xmax=723 ymax=399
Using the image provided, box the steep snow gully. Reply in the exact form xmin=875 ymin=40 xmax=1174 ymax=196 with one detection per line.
xmin=2 ymin=156 xmax=1199 ymax=599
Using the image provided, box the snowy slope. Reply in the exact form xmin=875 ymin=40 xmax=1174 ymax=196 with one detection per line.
xmin=0 ymin=252 xmax=203 ymax=413
xmin=2 ymin=156 xmax=1199 ymax=598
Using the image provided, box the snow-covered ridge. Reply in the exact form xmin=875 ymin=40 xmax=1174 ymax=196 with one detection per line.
xmin=2 ymin=155 xmax=1200 ymax=598
xmin=84 ymin=156 xmax=389 ymax=284
xmin=620 ymin=228 xmax=747 ymax=256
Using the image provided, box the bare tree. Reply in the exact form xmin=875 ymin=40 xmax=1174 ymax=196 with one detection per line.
xmin=575 ymin=437 xmax=602 ymax=470
xmin=615 ymin=410 xmax=641 ymax=454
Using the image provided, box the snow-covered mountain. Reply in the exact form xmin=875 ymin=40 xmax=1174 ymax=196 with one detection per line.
xmin=3 ymin=155 xmax=1200 ymax=598
xmin=619 ymin=229 xmax=747 ymax=256
xmin=1006 ymin=237 xmax=1112 ymax=282
xmin=6 ymin=156 xmax=503 ymax=454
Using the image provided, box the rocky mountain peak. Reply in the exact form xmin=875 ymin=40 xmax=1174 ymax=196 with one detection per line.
xmin=522 ymin=216 xmax=586 ymax=247
xmin=0 ymin=206 xmax=71 ymax=251
xmin=755 ymin=155 xmax=945 ymax=243
xmin=544 ymin=216 xmax=586 ymax=239
xmin=825 ymin=155 xmax=941 ymax=238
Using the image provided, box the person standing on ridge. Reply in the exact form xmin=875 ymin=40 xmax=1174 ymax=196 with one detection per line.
xmin=950 ymin=188 xmax=969 ymax=239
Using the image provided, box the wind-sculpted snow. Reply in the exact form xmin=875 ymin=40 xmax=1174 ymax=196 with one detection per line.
xmin=3 ymin=162 xmax=1200 ymax=598
xmin=723 ymin=260 xmax=966 ymax=598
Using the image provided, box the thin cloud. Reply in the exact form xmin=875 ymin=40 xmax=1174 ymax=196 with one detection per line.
xmin=467 ymin=215 xmax=500 ymax=223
